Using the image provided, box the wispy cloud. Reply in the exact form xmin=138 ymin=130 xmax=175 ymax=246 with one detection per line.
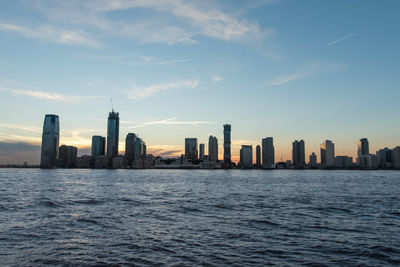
xmin=146 ymin=144 xmax=183 ymax=157
xmin=267 ymin=63 xmax=347 ymax=86
xmin=0 ymin=123 xmax=41 ymax=133
xmin=122 ymin=117 xmax=215 ymax=129
xmin=212 ymin=76 xmax=224 ymax=83
xmin=126 ymin=80 xmax=199 ymax=99
xmin=1 ymin=86 xmax=103 ymax=103
xmin=327 ymin=32 xmax=358 ymax=47
xmin=0 ymin=22 xmax=101 ymax=47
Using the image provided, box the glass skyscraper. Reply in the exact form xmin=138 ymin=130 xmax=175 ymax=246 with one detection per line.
xmin=107 ymin=110 xmax=119 ymax=158
xmin=262 ymin=137 xmax=275 ymax=169
xmin=91 ymin=135 xmax=105 ymax=157
xmin=40 ymin=114 xmax=59 ymax=168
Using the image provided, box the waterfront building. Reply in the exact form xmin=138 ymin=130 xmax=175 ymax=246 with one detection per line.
xmin=292 ymin=140 xmax=305 ymax=167
xmin=376 ymin=147 xmax=393 ymax=168
xmin=256 ymin=145 xmax=261 ymax=168
xmin=240 ymin=145 xmax=253 ymax=169
xmin=91 ymin=136 xmax=105 ymax=158
xmin=320 ymin=140 xmax=335 ymax=167
xmin=199 ymin=143 xmax=205 ymax=160
xmin=125 ymin=133 xmax=137 ymax=166
xmin=58 ymin=145 xmax=78 ymax=168
xmin=309 ymin=152 xmax=317 ymax=167
xmin=107 ymin=110 xmax=119 ymax=158
xmin=208 ymin=135 xmax=218 ymax=162
xmin=335 ymin=156 xmax=354 ymax=168
xmin=76 ymin=155 xmax=92 ymax=168
xmin=357 ymin=138 xmax=369 ymax=165
xmin=185 ymin=138 xmax=198 ymax=160
xmin=223 ymin=124 xmax=231 ymax=168
xmin=392 ymin=146 xmax=400 ymax=169
xmin=40 ymin=114 xmax=60 ymax=168
xmin=262 ymin=137 xmax=275 ymax=169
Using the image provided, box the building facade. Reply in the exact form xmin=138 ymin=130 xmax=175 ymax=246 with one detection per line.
xmin=376 ymin=147 xmax=393 ymax=168
xmin=91 ymin=135 xmax=105 ymax=158
xmin=208 ymin=135 xmax=218 ymax=162
xmin=223 ymin=124 xmax=231 ymax=168
xmin=40 ymin=114 xmax=60 ymax=168
xmin=262 ymin=137 xmax=275 ymax=169
xmin=309 ymin=152 xmax=317 ymax=167
xmin=58 ymin=145 xmax=78 ymax=168
xmin=292 ymin=140 xmax=305 ymax=167
xmin=199 ymin=143 xmax=205 ymax=160
xmin=256 ymin=145 xmax=261 ymax=168
xmin=107 ymin=110 xmax=119 ymax=158
xmin=185 ymin=138 xmax=198 ymax=160
xmin=240 ymin=145 xmax=253 ymax=169
xmin=320 ymin=140 xmax=335 ymax=167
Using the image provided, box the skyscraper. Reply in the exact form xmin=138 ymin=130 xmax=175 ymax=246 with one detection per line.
xmin=185 ymin=138 xmax=198 ymax=160
xmin=125 ymin=133 xmax=137 ymax=166
xmin=309 ymin=152 xmax=317 ymax=167
xmin=262 ymin=137 xmax=275 ymax=169
xmin=256 ymin=145 xmax=261 ymax=168
xmin=91 ymin=135 xmax=105 ymax=157
xmin=199 ymin=143 xmax=205 ymax=160
xmin=107 ymin=110 xmax=119 ymax=158
xmin=320 ymin=140 xmax=335 ymax=167
xmin=292 ymin=140 xmax=305 ymax=167
xmin=240 ymin=145 xmax=253 ymax=169
xmin=208 ymin=135 xmax=218 ymax=162
xmin=40 ymin=114 xmax=59 ymax=168
xmin=223 ymin=124 xmax=231 ymax=168
xmin=357 ymin=138 xmax=370 ymax=166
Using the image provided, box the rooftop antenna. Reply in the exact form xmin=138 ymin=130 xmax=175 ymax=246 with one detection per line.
xmin=110 ymin=98 xmax=114 ymax=112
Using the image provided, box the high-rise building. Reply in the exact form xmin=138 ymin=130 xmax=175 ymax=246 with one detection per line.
xmin=40 ymin=114 xmax=60 ymax=168
xmin=376 ymin=147 xmax=393 ymax=168
xmin=262 ymin=137 xmax=275 ymax=169
xmin=91 ymin=135 xmax=105 ymax=158
xmin=256 ymin=145 xmax=261 ymax=168
xmin=240 ymin=145 xmax=253 ymax=169
xmin=223 ymin=124 xmax=231 ymax=168
xmin=208 ymin=135 xmax=218 ymax=162
xmin=292 ymin=140 xmax=305 ymax=167
xmin=107 ymin=110 xmax=119 ymax=158
xmin=185 ymin=138 xmax=198 ymax=160
xmin=125 ymin=133 xmax=137 ymax=166
xmin=392 ymin=146 xmax=400 ymax=169
xmin=59 ymin=145 xmax=78 ymax=168
xmin=320 ymin=140 xmax=335 ymax=167
xmin=309 ymin=152 xmax=317 ymax=167
xmin=357 ymin=138 xmax=369 ymax=158
xmin=199 ymin=143 xmax=205 ymax=160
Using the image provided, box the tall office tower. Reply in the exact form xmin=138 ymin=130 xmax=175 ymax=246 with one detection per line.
xmin=185 ymin=138 xmax=198 ymax=160
xmin=240 ymin=145 xmax=253 ymax=169
xmin=40 ymin=114 xmax=60 ymax=168
xmin=134 ymin=137 xmax=146 ymax=161
xmin=309 ymin=152 xmax=317 ymax=167
xmin=320 ymin=140 xmax=335 ymax=167
xmin=292 ymin=140 xmax=305 ymax=167
xmin=358 ymin=138 xmax=369 ymax=157
xmin=59 ymin=145 xmax=78 ymax=168
xmin=125 ymin=133 xmax=137 ymax=166
xmin=91 ymin=136 xmax=105 ymax=157
xmin=223 ymin=124 xmax=231 ymax=168
xmin=262 ymin=137 xmax=275 ymax=169
xmin=199 ymin=143 xmax=205 ymax=160
xmin=208 ymin=135 xmax=218 ymax=162
xmin=107 ymin=110 xmax=119 ymax=158
xmin=256 ymin=145 xmax=261 ymax=168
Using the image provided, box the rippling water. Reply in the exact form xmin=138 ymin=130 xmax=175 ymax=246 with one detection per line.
xmin=1 ymin=169 xmax=400 ymax=266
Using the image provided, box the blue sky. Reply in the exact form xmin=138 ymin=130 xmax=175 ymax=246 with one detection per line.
xmin=0 ymin=0 xmax=399 ymax=164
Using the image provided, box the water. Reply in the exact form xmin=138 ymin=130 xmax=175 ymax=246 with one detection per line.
xmin=0 ymin=169 xmax=399 ymax=266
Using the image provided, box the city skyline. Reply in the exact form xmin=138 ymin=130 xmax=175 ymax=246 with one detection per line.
xmin=1 ymin=0 xmax=400 ymax=164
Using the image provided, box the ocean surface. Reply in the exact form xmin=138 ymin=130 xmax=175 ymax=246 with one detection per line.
xmin=0 ymin=169 xmax=399 ymax=266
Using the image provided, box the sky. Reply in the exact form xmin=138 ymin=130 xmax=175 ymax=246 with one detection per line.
xmin=0 ymin=0 xmax=399 ymax=164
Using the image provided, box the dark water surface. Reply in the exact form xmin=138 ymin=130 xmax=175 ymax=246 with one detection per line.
xmin=0 ymin=169 xmax=400 ymax=266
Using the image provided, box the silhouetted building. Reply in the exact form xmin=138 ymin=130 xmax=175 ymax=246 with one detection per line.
xmin=240 ymin=145 xmax=253 ymax=169
xmin=256 ymin=145 xmax=261 ymax=168
xmin=208 ymin=135 xmax=218 ymax=162
xmin=358 ymin=154 xmax=378 ymax=169
xmin=199 ymin=143 xmax=205 ymax=160
xmin=262 ymin=137 xmax=274 ymax=169
xmin=223 ymin=124 xmax=231 ymax=168
xmin=59 ymin=145 xmax=78 ymax=168
xmin=107 ymin=110 xmax=119 ymax=158
xmin=392 ymin=147 xmax=400 ymax=169
xmin=320 ymin=140 xmax=335 ymax=167
xmin=309 ymin=152 xmax=317 ymax=167
xmin=91 ymin=135 xmax=105 ymax=157
xmin=357 ymin=138 xmax=369 ymax=165
xmin=376 ymin=147 xmax=393 ymax=168
xmin=185 ymin=138 xmax=198 ymax=160
xmin=125 ymin=133 xmax=137 ymax=166
xmin=292 ymin=140 xmax=305 ymax=167
xmin=40 ymin=114 xmax=60 ymax=168
xmin=335 ymin=156 xmax=353 ymax=168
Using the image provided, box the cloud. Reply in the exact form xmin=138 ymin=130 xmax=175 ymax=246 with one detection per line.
xmin=212 ymin=76 xmax=224 ymax=83
xmin=327 ymin=32 xmax=358 ymax=47
xmin=0 ymin=85 xmax=103 ymax=103
xmin=146 ymin=144 xmax=183 ymax=157
xmin=0 ymin=22 xmax=101 ymax=47
xmin=122 ymin=117 xmax=215 ymax=129
xmin=126 ymin=80 xmax=199 ymax=99
xmin=267 ymin=63 xmax=347 ymax=86
xmin=0 ymin=123 xmax=41 ymax=133
xmin=0 ymin=142 xmax=41 ymax=165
